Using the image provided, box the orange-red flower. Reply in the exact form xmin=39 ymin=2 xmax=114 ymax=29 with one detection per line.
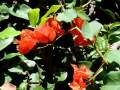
xmin=69 ymin=64 xmax=90 ymax=90
xmin=34 ymin=24 xmax=56 ymax=44
xmin=73 ymin=17 xmax=84 ymax=28
xmin=46 ymin=18 xmax=64 ymax=36
xmin=16 ymin=29 xmax=37 ymax=54
xmin=69 ymin=29 xmax=90 ymax=46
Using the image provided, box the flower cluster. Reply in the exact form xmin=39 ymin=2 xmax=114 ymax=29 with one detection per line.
xmin=16 ymin=17 xmax=93 ymax=54
xmin=16 ymin=18 xmax=63 ymax=54
xmin=69 ymin=64 xmax=91 ymax=90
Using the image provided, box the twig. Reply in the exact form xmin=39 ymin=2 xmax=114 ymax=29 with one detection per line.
xmin=82 ymin=0 xmax=93 ymax=8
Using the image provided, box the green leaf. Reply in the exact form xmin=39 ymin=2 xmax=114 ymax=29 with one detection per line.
xmin=56 ymin=8 xmax=77 ymax=22
xmin=0 ymin=27 xmax=20 ymax=39
xmin=105 ymin=50 xmax=120 ymax=65
xmin=4 ymin=74 xmax=12 ymax=82
xmin=0 ymin=37 xmax=13 ymax=51
xmin=0 ymin=15 xmax=9 ymax=22
xmin=30 ymin=73 xmax=40 ymax=83
xmin=2 ymin=53 xmax=20 ymax=60
xmin=8 ymin=66 xmax=23 ymax=74
xmin=28 ymin=8 xmax=40 ymax=27
xmin=109 ymin=22 xmax=120 ymax=30
xmin=76 ymin=8 xmax=90 ymax=21
xmin=55 ymin=72 xmax=67 ymax=81
xmin=66 ymin=0 xmax=76 ymax=8
xmin=23 ymin=60 xmax=36 ymax=69
xmin=40 ymin=5 xmax=61 ymax=25
xmin=100 ymin=85 xmax=120 ymax=90
xmin=103 ymin=71 xmax=120 ymax=85
xmin=95 ymin=36 xmax=109 ymax=51
xmin=82 ymin=21 xmax=103 ymax=39
xmin=0 ymin=4 xmax=9 ymax=14
xmin=32 ymin=86 xmax=45 ymax=90
xmin=18 ymin=80 xmax=27 ymax=90
xmin=9 ymin=4 xmax=31 ymax=20
xmin=78 ymin=61 xmax=92 ymax=68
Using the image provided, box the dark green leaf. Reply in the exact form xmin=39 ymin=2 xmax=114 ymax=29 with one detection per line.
xmin=0 ymin=27 xmax=20 ymax=39
xmin=28 ymin=8 xmax=40 ymax=27
xmin=0 ymin=37 xmax=13 ymax=51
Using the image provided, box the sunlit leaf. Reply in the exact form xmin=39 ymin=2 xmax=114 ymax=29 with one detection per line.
xmin=2 ymin=53 xmax=20 ymax=60
xmin=0 ymin=37 xmax=13 ymax=51
xmin=95 ymin=36 xmax=109 ymax=51
xmin=32 ymin=86 xmax=45 ymax=90
xmin=28 ymin=8 xmax=40 ymax=27
xmin=8 ymin=66 xmax=23 ymax=74
xmin=9 ymin=4 xmax=31 ymax=20
xmin=82 ymin=20 xmax=103 ymax=39
xmin=105 ymin=50 xmax=120 ymax=65
xmin=40 ymin=5 xmax=61 ymax=25
xmin=56 ymin=8 xmax=77 ymax=22
xmin=55 ymin=72 xmax=67 ymax=81
xmin=0 ymin=27 xmax=20 ymax=39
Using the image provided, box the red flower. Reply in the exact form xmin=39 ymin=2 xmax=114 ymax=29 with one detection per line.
xmin=69 ymin=29 xmax=90 ymax=46
xmin=34 ymin=24 xmax=56 ymax=44
xmin=69 ymin=64 xmax=90 ymax=90
xmin=16 ymin=30 xmax=37 ymax=54
xmin=46 ymin=18 xmax=64 ymax=36
xmin=73 ymin=17 xmax=84 ymax=28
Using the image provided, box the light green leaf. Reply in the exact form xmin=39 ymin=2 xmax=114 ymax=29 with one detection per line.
xmin=0 ymin=37 xmax=14 ymax=51
xmin=82 ymin=21 xmax=103 ymax=39
xmin=2 ymin=53 xmax=20 ymax=60
xmin=0 ymin=4 xmax=9 ymax=14
xmin=105 ymin=50 xmax=120 ymax=65
xmin=32 ymin=86 xmax=45 ymax=90
xmin=30 ymin=73 xmax=40 ymax=83
xmin=4 ymin=74 xmax=12 ymax=83
xmin=18 ymin=80 xmax=27 ymax=90
xmin=95 ymin=36 xmax=109 ymax=51
xmin=55 ymin=72 xmax=67 ymax=81
xmin=56 ymin=8 xmax=77 ymax=22
xmin=8 ymin=66 xmax=23 ymax=74
xmin=0 ymin=27 xmax=20 ymax=39
xmin=9 ymin=4 xmax=31 ymax=20
xmin=23 ymin=60 xmax=36 ymax=69
xmin=76 ymin=9 xmax=90 ymax=21
xmin=100 ymin=85 xmax=120 ymax=90
xmin=0 ymin=15 xmax=9 ymax=22
xmin=28 ymin=8 xmax=40 ymax=27
xmin=40 ymin=5 xmax=61 ymax=25
xmin=103 ymin=71 xmax=120 ymax=85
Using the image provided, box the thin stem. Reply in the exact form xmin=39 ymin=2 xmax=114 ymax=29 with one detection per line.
xmin=82 ymin=0 xmax=93 ymax=8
